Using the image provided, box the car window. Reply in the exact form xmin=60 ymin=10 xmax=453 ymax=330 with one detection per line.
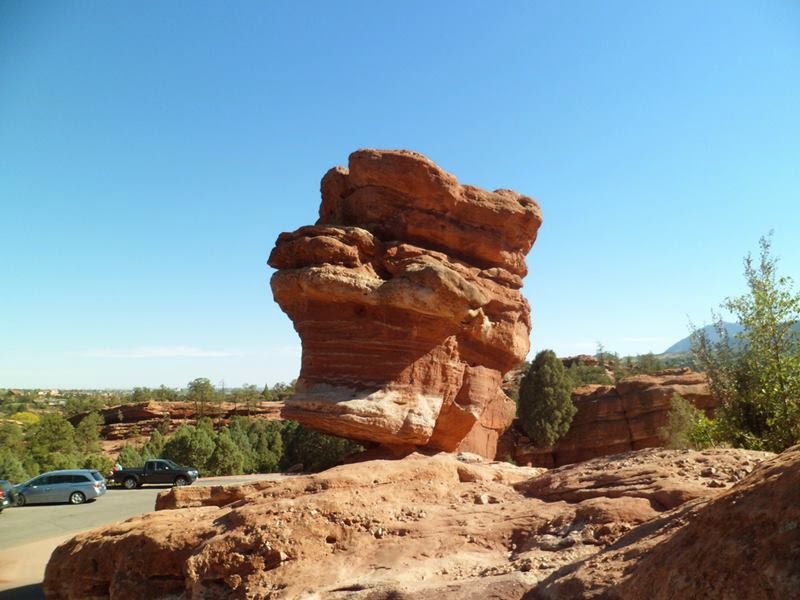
xmin=90 ymin=471 xmax=103 ymax=481
xmin=50 ymin=475 xmax=72 ymax=485
xmin=30 ymin=476 xmax=49 ymax=486
xmin=70 ymin=474 xmax=91 ymax=483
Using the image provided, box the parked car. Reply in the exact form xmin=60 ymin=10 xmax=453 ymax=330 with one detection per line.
xmin=0 ymin=480 xmax=16 ymax=512
xmin=14 ymin=469 xmax=107 ymax=506
xmin=113 ymin=459 xmax=199 ymax=489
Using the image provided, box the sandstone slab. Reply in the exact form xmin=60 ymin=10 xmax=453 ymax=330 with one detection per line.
xmin=43 ymin=448 xmax=772 ymax=599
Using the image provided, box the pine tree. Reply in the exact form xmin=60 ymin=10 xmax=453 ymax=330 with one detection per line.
xmin=517 ymin=350 xmax=576 ymax=448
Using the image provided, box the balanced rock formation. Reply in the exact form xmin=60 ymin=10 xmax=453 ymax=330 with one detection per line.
xmin=269 ymin=150 xmax=542 ymax=458
xmin=499 ymin=369 xmax=717 ymax=467
xmin=43 ymin=447 xmax=775 ymax=599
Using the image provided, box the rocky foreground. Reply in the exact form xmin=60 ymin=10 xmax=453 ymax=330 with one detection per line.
xmin=43 ymin=445 xmax=799 ymax=599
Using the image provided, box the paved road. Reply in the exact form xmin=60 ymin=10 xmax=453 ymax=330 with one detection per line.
xmin=0 ymin=474 xmax=285 ymax=597
xmin=1 ymin=474 xmax=275 ymax=547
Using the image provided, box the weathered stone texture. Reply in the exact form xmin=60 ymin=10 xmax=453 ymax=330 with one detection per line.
xmin=269 ymin=149 xmax=542 ymax=458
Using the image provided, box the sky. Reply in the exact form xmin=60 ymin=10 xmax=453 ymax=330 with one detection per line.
xmin=2 ymin=1 xmax=799 ymax=389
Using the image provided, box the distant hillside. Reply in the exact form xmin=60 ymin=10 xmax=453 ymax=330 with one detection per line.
xmin=664 ymin=321 xmax=800 ymax=354
xmin=664 ymin=322 xmax=744 ymax=354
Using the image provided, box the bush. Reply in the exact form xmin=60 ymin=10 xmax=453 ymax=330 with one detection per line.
xmin=83 ymin=453 xmax=114 ymax=474
xmin=565 ymin=364 xmax=613 ymax=387
xmin=517 ymin=350 xmax=576 ymax=448
xmin=692 ymin=235 xmax=800 ymax=452
xmin=660 ymin=395 xmax=720 ymax=450
xmin=9 ymin=411 xmax=39 ymax=426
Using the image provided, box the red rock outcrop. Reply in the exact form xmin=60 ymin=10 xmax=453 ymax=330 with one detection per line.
xmin=532 ymin=445 xmax=799 ymax=599
xmin=69 ymin=401 xmax=284 ymax=456
xmin=43 ymin=448 xmax=774 ymax=599
xmin=498 ymin=370 xmax=718 ymax=467
xmin=269 ymin=150 xmax=542 ymax=458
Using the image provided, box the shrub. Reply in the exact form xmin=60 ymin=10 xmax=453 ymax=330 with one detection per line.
xmin=9 ymin=411 xmax=39 ymax=426
xmin=517 ymin=350 xmax=576 ymax=448
xmin=83 ymin=453 xmax=114 ymax=474
xmin=565 ymin=364 xmax=613 ymax=387
xmin=692 ymin=234 xmax=800 ymax=451
xmin=660 ymin=395 xmax=719 ymax=450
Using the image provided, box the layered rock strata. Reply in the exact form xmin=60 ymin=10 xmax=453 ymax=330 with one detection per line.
xmin=269 ymin=150 xmax=542 ymax=458
xmin=68 ymin=401 xmax=284 ymax=457
xmin=43 ymin=447 xmax=775 ymax=599
xmin=499 ymin=370 xmax=717 ymax=467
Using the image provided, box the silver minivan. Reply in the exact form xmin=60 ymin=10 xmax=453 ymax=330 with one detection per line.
xmin=15 ymin=469 xmax=107 ymax=505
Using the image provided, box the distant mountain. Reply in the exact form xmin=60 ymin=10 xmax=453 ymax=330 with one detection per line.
xmin=664 ymin=321 xmax=800 ymax=354
xmin=663 ymin=322 xmax=744 ymax=354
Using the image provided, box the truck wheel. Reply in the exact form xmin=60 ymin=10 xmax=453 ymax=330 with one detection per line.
xmin=123 ymin=478 xmax=138 ymax=490
xmin=174 ymin=476 xmax=188 ymax=487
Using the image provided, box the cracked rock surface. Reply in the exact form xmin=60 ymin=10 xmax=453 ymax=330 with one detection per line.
xmin=43 ymin=447 xmax=783 ymax=599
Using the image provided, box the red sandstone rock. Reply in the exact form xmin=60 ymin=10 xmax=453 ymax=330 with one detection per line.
xmin=70 ymin=401 xmax=284 ymax=444
xmin=532 ymin=445 xmax=798 ymax=599
xmin=498 ymin=370 xmax=718 ymax=467
xmin=269 ymin=150 xmax=542 ymax=458
xmin=43 ymin=448 xmax=772 ymax=599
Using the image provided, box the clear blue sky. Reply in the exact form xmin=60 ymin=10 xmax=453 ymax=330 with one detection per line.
xmin=2 ymin=1 xmax=799 ymax=389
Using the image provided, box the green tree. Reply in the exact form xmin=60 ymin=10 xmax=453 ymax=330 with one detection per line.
xmin=83 ymin=453 xmax=114 ymax=474
xmin=692 ymin=235 xmax=800 ymax=451
xmin=162 ymin=424 xmax=215 ymax=470
xmin=141 ymin=429 xmax=166 ymax=459
xmin=659 ymin=395 xmax=719 ymax=450
xmin=207 ymin=429 xmax=245 ymax=475
xmin=131 ymin=387 xmax=154 ymax=403
xmin=63 ymin=395 xmax=104 ymax=418
xmin=236 ymin=384 xmax=262 ymax=416
xmin=635 ymin=353 xmax=664 ymax=374
xmin=565 ymin=364 xmax=613 ymax=387
xmin=156 ymin=413 xmax=172 ymax=435
xmin=117 ymin=445 xmax=144 ymax=468
xmin=0 ymin=448 xmax=29 ymax=482
xmin=517 ymin=350 xmax=576 ymax=448
xmin=27 ymin=413 xmax=78 ymax=466
xmin=75 ymin=412 xmax=104 ymax=454
xmin=187 ymin=378 xmax=216 ymax=417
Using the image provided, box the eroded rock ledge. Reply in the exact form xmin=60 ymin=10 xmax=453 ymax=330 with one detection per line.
xmin=499 ymin=369 xmax=718 ymax=467
xmin=269 ymin=150 xmax=542 ymax=458
xmin=43 ymin=447 xmax=784 ymax=599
